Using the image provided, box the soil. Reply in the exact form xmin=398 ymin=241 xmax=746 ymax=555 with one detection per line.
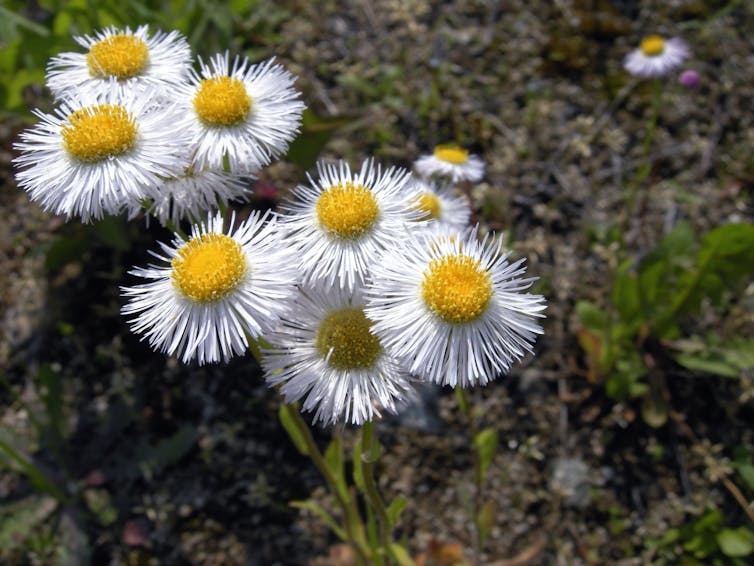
xmin=2 ymin=1 xmax=754 ymax=565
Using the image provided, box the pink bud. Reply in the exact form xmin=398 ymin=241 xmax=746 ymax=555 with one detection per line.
xmin=678 ymin=69 xmax=700 ymax=89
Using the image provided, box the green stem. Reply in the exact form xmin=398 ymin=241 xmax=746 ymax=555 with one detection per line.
xmin=361 ymin=421 xmax=391 ymax=566
xmin=286 ymin=408 xmax=371 ymax=565
xmin=456 ymin=388 xmax=482 ymax=564
xmin=0 ymin=436 xmax=67 ymax=502
xmin=626 ymin=79 xmax=663 ymax=217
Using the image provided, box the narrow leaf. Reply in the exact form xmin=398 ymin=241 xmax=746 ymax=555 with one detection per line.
xmin=290 ymin=500 xmax=347 ymax=541
xmin=473 ymin=428 xmax=498 ymax=484
xmin=386 ymin=495 xmax=408 ymax=527
xmin=477 ymin=500 xmax=495 ymax=549
xmin=278 ymin=405 xmax=309 ymax=455
xmin=387 ymin=543 xmax=416 ymax=566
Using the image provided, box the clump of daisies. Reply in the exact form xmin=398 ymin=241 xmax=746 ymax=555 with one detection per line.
xmin=13 ymin=23 xmax=545 ymax=427
xmin=14 ymin=24 xmax=304 ymax=225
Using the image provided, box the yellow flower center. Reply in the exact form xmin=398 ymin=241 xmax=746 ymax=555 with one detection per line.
xmin=640 ymin=35 xmax=665 ymax=57
xmin=433 ymin=145 xmax=469 ymax=165
xmin=87 ymin=34 xmax=149 ymax=79
xmin=413 ymin=192 xmax=441 ymax=220
xmin=422 ymin=253 xmax=493 ymax=323
xmin=316 ymin=182 xmax=380 ymax=239
xmin=61 ymin=104 xmax=138 ymax=162
xmin=315 ymin=307 xmax=381 ymax=370
xmin=193 ymin=76 xmax=252 ymax=127
xmin=171 ymin=233 xmax=247 ymax=303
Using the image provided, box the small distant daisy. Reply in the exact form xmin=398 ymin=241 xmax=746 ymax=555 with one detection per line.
xmin=130 ymin=169 xmax=253 ymax=227
xmin=14 ymin=88 xmax=189 ymax=222
xmin=46 ymin=25 xmax=192 ymax=100
xmin=121 ymin=211 xmax=298 ymax=365
xmin=623 ymin=35 xmax=689 ymax=78
xmin=414 ymin=144 xmax=485 ymax=183
xmin=263 ymin=285 xmax=416 ymax=426
xmin=407 ymin=177 xmax=471 ymax=230
xmin=366 ymin=227 xmax=546 ymax=388
xmin=178 ymin=52 xmax=305 ymax=174
xmin=280 ymin=159 xmax=420 ymax=290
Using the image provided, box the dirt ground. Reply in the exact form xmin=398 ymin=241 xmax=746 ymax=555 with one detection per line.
xmin=2 ymin=1 xmax=754 ymax=565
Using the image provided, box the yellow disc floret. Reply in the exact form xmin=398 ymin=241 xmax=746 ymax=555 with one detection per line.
xmin=640 ymin=35 xmax=665 ymax=57
xmin=61 ymin=104 xmax=138 ymax=162
xmin=87 ymin=34 xmax=149 ymax=79
xmin=193 ymin=76 xmax=251 ymax=127
xmin=434 ymin=145 xmax=469 ymax=165
xmin=422 ymin=253 xmax=493 ymax=323
xmin=413 ymin=192 xmax=441 ymax=220
xmin=171 ymin=233 xmax=247 ymax=303
xmin=316 ymin=307 xmax=381 ymax=370
xmin=316 ymin=182 xmax=380 ymax=239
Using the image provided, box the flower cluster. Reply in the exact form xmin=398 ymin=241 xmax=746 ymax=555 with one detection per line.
xmin=14 ymin=25 xmax=546 ymax=427
xmin=15 ymin=25 xmax=304 ymax=224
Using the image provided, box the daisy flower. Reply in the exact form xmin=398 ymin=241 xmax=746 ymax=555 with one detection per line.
xmin=263 ymin=285 xmax=416 ymax=426
xmin=623 ymin=35 xmax=689 ymax=78
xmin=177 ymin=52 xmax=305 ymax=174
xmin=14 ymin=88 xmax=189 ymax=222
xmin=407 ymin=177 xmax=471 ymax=230
xmin=130 ymin=168 xmax=253 ymax=227
xmin=365 ymin=227 xmax=546 ymax=388
xmin=121 ymin=211 xmax=298 ymax=365
xmin=280 ymin=159 xmax=420 ymax=290
xmin=46 ymin=25 xmax=192 ymax=100
xmin=414 ymin=144 xmax=485 ymax=183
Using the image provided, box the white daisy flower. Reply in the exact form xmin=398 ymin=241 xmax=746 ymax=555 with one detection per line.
xmin=121 ymin=211 xmax=298 ymax=365
xmin=280 ymin=159 xmax=420 ymax=290
xmin=365 ymin=227 xmax=546 ymax=388
xmin=130 ymin=169 xmax=253 ymax=227
xmin=263 ymin=285 xmax=416 ymax=426
xmin=46 ymin=25 xmax=192 ymax=100
xmin=414 ymin=145 xmax=485 ymax=183
xmin=14 ymin=88 xmax=189 ymax=223
xmin=177 ymin=52 xmax=305 ymax=174
xmin=623 ymin=35 xmax=689 ymax=78
xmin=407 ymin=177 xmax=471 ymax=230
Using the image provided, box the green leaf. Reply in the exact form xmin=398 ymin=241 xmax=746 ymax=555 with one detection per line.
xmin=670 ymin=337 xmax=754 ymax=378
xmin=386 ymin=543 xmax=416 ymax=566
xmin=278 ymin=405 xmax=309 ymax=455
xmin=473 ymin=428 xmax=498 ymax=484
xmin=324 ymin=436 xmax=348 ymax=501
xmin=360 ymin=421 xmax=381 ymax=463
xmin=93 ymin=215 xmax=130 ymax=251
xmin=576 ymin=301 xmax=609 ymax=333
xmin=290 ymin=500 xmax=347 ymax=541
xmin=612 ymin=261 xmax=641 ymax=325
xmin=134 ymin=425 xmax=197 ymax=479
xmin=44 ymin=234 xmax=90 ymax=274
xmin=352 ymin=439 xmax=366 ymax=492
xmin=0 ymin=436 xmax=65 ymax=500
xmin=83 ymin=488 xmax=117 ymax=526
xmin=606 ymin=352 xmax=647 ymax=400
xmin=0 ymin=495 xmax=58 ymax=552
xmin=386 ymin=495 xmax=407 ymax=527
xmin=285 ymin=110 xmax=352 ymax=170
xmin=477 ymin=500 xmax=495 ymax=549
xmin=717 ymin=528 xmax=754 ymax=557
xmin=37 ymin=364 xmax=66 ymax=443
